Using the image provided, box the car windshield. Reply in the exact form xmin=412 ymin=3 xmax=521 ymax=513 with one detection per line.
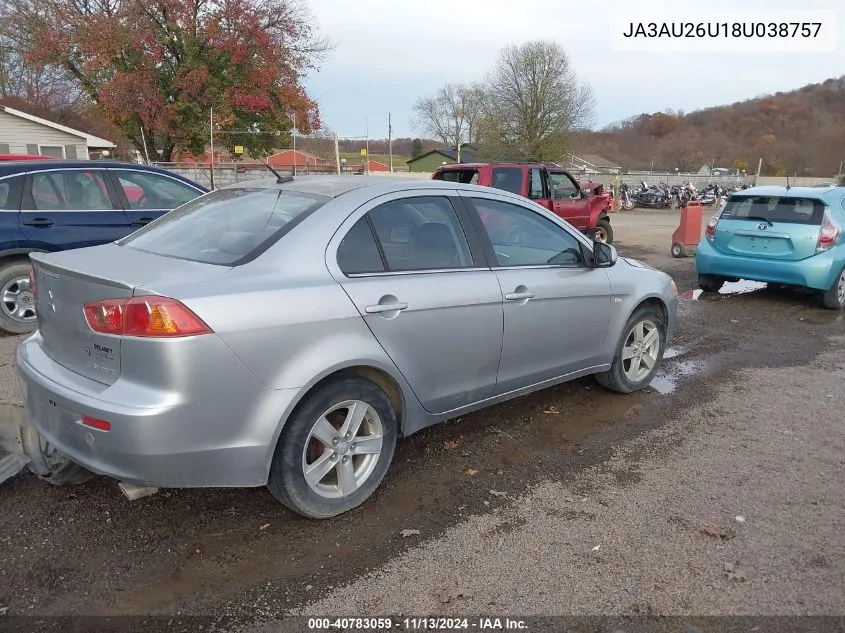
xmin=720 ymin=195 xmax=825 ymax=225
xmin=118 ymin=187 xmax=329 ymax=265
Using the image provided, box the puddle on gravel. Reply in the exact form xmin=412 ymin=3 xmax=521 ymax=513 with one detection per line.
xmin=650 ymin=359 xmax=705 ymax=395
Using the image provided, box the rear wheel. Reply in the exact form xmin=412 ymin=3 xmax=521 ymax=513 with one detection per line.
xmin=698 ymin=274 xmax=725 ymax=293
xmin=267 ymin=375 xmax=398 ymax=519
xmin=596 ymin=305 xmax=666 ymax=394
xmin=595 ymin=218 xmax=614 ymax=244
xmin=821 ymin=267 xmax=845 ymax=309
xmin=671 ymin=243 xmax=686 ymax=258
xmin=0 ymin=261 xmax=38 ymax=334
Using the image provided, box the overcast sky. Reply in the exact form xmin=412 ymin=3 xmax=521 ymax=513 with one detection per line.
xmin=304 ymin=0 xmax=843 ymax=141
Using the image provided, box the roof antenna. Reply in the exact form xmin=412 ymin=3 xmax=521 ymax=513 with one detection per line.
xmin=258 ymin=158 xmax=293 ymax=184
xmin=786 ymin=173 xmax=791 ymax=191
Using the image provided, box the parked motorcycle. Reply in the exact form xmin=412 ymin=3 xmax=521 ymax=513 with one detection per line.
xmin=632 ymin=181 xmax=671 ymax=208
xmin=619 ymin=183 xmax=634 ymax=210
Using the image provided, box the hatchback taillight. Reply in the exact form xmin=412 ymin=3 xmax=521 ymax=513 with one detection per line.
xmin=83 ymin=296 xmax=212 ymax=337
xmin=816 ymin=209 xmax=841 ymax=254
xmin=704 ymin=216 xmax=719 ymax=242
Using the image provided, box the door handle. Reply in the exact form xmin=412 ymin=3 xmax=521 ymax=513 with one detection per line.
xmin=132 ymin=217 xmax=153 ymax=226
xmin=365 ymin=302 xmax=408 ymax=314
xmin=505 ymin=291 xmax=535 ymax=301
xmin=22 ymin=218 xmax=54 ymax=227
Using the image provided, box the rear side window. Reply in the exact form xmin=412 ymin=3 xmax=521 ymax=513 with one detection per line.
xmin=721 ymin=196 xmax=825 ymax=225
xmin=0 ymin=176 xmax=23 ymax=210
xmin=119 ymin=187 xmax=328 ymax=265
xmin=490 ymin=167 xmax=523 ymax=195
xmin=337 ymin=217 xmax=385 ymax=275
xmin=114 ymin=170 xmax=201 ymax=210
xmin=434 ymin=169 xmax=479 ymax=185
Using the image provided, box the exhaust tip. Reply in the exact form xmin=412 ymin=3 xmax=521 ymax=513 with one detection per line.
xmin=118 ymin=481 xmax=159 ymax=501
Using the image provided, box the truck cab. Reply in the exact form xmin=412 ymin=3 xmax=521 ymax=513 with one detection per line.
xmin=432 ymin=162 xmax=614 ymax=243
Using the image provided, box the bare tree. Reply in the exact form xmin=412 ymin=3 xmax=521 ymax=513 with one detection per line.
xmin=412 ymin=82 xmax=486 ymax=146
xmin=480 ymin=41 xmax=595 ymax=160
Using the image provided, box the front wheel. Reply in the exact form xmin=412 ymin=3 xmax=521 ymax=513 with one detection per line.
xmin=821 ymin=267 xmax=845 ymax=309
xmin=595 ymin=305 xmax=666 ymax=394
xmin=622 ymin=198 xmax=634 ymax=210
xmin=267 ymin=375 xmax=398 ymax=519
xmin=595 ymin=218 xmax=614 ymax=244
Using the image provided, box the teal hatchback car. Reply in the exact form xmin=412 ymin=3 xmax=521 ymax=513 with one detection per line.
xmin=695 ymin=185 xmax=845 ymax=309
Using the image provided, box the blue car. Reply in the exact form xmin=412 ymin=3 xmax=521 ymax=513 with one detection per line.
xmin=696 ymin=185 xmax=845 ymax=309
xmin=0 ymin=160 xmax=207 ymax=333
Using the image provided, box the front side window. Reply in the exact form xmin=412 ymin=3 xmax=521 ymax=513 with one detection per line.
xmin=26 ymin=170 xmax=114 ymax=210
xmin=115 ymin=170 xmax=202 ymax=210
xmin=470 ymin=197 xmax=584 ymax=267
xmin=119 ymin=187 xmax=328 ymax=265
xmin=548 ymin=171 xmax=580 ymax=199
xmin=366 ymin=196 xmax=473 ymax=271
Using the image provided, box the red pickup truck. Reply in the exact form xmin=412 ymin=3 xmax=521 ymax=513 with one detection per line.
xmin=432 ymin=162 xmax=614 ymax=243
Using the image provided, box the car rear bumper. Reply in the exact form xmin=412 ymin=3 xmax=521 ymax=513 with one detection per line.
xmin=695 ymin=239 xmax=843 ymax=291
xmin=15 ymin=333 xmax=299 ymax=488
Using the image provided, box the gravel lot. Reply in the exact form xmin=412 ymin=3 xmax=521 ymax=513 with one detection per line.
xmin=1 ymin=208 xmax=843 ymax=625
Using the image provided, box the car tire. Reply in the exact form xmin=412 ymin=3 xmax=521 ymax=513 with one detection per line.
xmin=821 ymin=266 xmax=845 ymax=309
xmin=698 ymin=274 xmax=725 ymax=293
xmin=596 ymin=218 xmax=614 ymax=244
xmin=595 ymin=305 xmax=666 ymax=394
xmin=671 ymin=243 xmax=686 ymax=258
xmin=267 ymin=375 xmax=398 ymax=519
xmin=0 ymin=260 xmax=38 ymax=335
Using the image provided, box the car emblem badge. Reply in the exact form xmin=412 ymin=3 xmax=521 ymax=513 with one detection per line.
xmin=757 ymin=223 xmax=769 ymax=230
xmin=47 ymin=290 xmax=56 ymax=312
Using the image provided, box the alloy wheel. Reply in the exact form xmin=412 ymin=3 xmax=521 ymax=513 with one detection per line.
xmin=621 ymin=319 xmax=661 ymax=382
xmin=1 ymin=275 xmax=36 ymax=324
xmin=301 ymin=400 xmax=384 ymax=499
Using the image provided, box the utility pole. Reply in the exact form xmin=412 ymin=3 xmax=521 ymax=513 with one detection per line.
xmin=209 ymin=106 xmax=215 ymax=190
xmin=755 ymin=157 xmax=762 ymax=186
xmin=457 ymin=142 xmax=461 ymax=163
xmin=365 ymin=118 xmax=369 ymax=175
xmin=334 ymin=133 xmax=341 ymax=174
xmin=388 ymin=113 xmax=393 ymax=173
xmin=838 ymin=159 xmax=843 ymax=177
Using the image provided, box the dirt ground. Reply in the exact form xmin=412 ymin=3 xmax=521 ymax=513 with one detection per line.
xmin=0 ymin=207 xmax=843 ymax=626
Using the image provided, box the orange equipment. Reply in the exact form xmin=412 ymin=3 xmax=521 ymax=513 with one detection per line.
xmin=670 ymin=200 xmax=703 ymax=258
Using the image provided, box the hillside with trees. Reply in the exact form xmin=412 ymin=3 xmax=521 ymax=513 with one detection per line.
xmin=574 ymin=77 xmax=845 ymax=177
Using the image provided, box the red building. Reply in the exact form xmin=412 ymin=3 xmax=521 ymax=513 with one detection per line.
xmin=267 ymin=149 xmax=330 ymax=170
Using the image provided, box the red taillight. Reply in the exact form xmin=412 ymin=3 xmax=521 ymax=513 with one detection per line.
xmin=816 ymin=209 xmax=841 ymax=253
xmin=705 ymin=216 xmax=719 ymax=242
xmin=81 ymin=415 xmax=111 ymax=431
xmin=83 ymin=296 xmax=212 ymax=337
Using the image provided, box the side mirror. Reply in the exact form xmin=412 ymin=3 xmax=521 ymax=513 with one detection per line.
xmin=592 ymin=241 xmax=617 ymax=268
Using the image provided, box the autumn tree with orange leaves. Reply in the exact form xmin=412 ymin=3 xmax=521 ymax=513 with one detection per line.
xmin=6 ymin=0 xmax=328 ymax=160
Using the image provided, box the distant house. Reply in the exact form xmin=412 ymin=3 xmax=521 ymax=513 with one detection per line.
xmin=566 ymin=153 xmax=622 ymax=174
xmin=171 ymin=149 xmax=233 ymax=165
xmin=353 ymin=159 xmax=391 ymax=173
xmin=0 ymin=106 xmax=115 ymax=159
xmin=267 ymin=149 xmax=329 ymax=170
xmin=406 ymin=144 xmax=479 ymax=173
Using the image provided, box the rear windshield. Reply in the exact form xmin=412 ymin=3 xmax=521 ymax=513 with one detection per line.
xmin=434 ymin=169 xmax=478 ymax=185
xmin=720 ymin=195 xmax=825 ymax=225
xmin=118 ymin=187 xmax=329 ymax=265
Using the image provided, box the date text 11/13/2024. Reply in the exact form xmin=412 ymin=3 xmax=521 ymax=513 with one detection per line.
xmin=307 ymin=617 xmax=528 ymax=630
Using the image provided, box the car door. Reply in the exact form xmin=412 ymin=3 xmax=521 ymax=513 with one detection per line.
xmin=461 ymin=191 xmax=612 ymax=395
xmin=109 ymin=169 xmax=205 ymax=231
xmin=549 ymin=170 xmax=589 ymax=229
xmin=326 ymin=191 xmax=503 ymax=414
xmin=19 ymin=169 xmax=131 ymax=250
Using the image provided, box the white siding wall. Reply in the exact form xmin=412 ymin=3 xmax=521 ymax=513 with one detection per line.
xmin=0 ymin=111 xmax=89 ymax=159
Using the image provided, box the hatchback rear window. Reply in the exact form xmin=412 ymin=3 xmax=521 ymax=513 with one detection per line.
xmin=720 ymin=195 xmax=825 ymax=225
xmin=118 ymin=187 xmax=329 ymax=265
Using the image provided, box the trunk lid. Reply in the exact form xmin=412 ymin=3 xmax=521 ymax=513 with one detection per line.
xmin=712 ymin=195 xmax=825 ymax=262
xmin=31 ymin=244 xmax=229 ymax=385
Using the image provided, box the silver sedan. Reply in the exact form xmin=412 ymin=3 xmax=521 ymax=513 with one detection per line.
xmin=15 ymin=176 xmax=678 ymax=518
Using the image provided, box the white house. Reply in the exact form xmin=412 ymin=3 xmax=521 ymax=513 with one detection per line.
xmin=0 ymin=106 xmax=115 ymax=159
